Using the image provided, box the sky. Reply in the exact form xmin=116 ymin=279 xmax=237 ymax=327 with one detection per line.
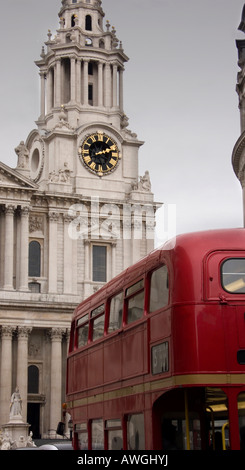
xmin=0 ymin=0 xmax=245 ymax=244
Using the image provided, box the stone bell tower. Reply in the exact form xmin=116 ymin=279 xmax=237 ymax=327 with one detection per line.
xmin=28 ymin=0 xmax=146 ymax=202
xmin=0 ymin=0 xmax=159 ymax=440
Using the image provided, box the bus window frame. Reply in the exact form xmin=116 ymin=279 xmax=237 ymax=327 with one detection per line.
xmin=76 ymin=313 xmax=90 ymax=349
xmin=91 ymin=303 xmax=105 ymax=343
xmin=204 ymin=251 xmax=245 ymax=301
xmin=124 ymin=278 xmax=145 ymax=326
xmin=106 ymin=291 xmax=124 ymax=335
xmin=69 ymin=320 xmax=76 ymax=353
xmin=221 ymin=257 xmax=245 ymax=295
xmin=147 ymin=264 xmax=170 ymax=314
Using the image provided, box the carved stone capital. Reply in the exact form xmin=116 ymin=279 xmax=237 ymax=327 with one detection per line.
xmin=49 ymin=328 xmax=66 ymax=341
xmin=48 ymin=212 xmax=59 ymax=222
xmin=5 ymin=205 xmax=15 ymax=215
xmin=20 ymin=205 xmax=30 ymax=217
xmin=1 ymin=325 xmax=15 ymax=338
xmin=17 ymin=326 xmax=32 ymax=340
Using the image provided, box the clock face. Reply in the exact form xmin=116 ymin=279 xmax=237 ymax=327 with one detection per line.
xmin=79 ymin=133 xmax=120 ymax=176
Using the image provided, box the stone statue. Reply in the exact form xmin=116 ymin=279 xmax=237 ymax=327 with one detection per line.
xmin=15 ymin=141 xmax=29 ymax=169
xmin=1 ymin=431 xmax=13 ymax=450
xmin=138 ymin=171 xmax=152 ymax=192
xmin=9 ymin=387 xmax=22 ymax=420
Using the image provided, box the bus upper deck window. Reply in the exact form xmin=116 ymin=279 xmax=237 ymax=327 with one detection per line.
xmin=149 ymin=265 xmax=169 ymax=312
xmin=222 ymin=258 xmax=245 ymax=294
xmin=108 ymin=292 xmax=123 ymax=333
xmin=77 ymin=314 xmax=89 ymax=348
xmin=125 ymin=279 xmax=144 ymax=324
xmin=91 ymin=304 xmax=105 ymax=341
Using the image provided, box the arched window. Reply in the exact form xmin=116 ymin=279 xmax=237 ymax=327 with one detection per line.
xmin=71 ymin=14 xmax=76 ymax=27
xmin=86 ymin=15 xmax=92 ymax=31
xmin=72 ymin=0 xmax=77 ymax=3
xmin=28 ymin=365 xmax=39 ymax=394
xmin=29 ymin=241 xmax=41 ymax=277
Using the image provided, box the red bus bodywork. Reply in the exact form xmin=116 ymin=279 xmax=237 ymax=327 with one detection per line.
xmin=66 ymin=228 xmax=245 ymax=450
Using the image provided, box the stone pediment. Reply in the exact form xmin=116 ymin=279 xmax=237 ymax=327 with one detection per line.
xmin=0 ymin=162 xmax=38 ymax=191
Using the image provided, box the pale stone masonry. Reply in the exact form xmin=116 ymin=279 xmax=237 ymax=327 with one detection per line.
xmin=233 ymin=4 xmax=245 ymax=224
xmin=0 ymin=0 xmax=159 ymax=438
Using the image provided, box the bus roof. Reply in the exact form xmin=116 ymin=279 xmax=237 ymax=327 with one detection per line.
xmin=73 ymin=228 xmax=245 ymax=318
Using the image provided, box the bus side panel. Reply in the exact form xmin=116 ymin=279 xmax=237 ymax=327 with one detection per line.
xmin=172 ymin=304 xmax=228 ymax=374
xmin=122 ymin=324 xmax=148 ymax=378
xmin=74 ymin=352 xmax=88 ymax=392
xmin=88 ymin=344 xmax=104 ymax=388
xmin=150 ymin=308 xmax=171 ymax=342
xmin=104 ymin=336 xmax=122 ymax=384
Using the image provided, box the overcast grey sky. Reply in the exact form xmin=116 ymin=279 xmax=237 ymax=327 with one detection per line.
xmin=0 ymin=0 xmax=244 ymax=243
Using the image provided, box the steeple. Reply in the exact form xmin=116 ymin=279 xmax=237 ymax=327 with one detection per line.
xmin=35 ymin=0 xmax=128 ymax=132
xmin=25 ymin=0 xmax=150 ymax=207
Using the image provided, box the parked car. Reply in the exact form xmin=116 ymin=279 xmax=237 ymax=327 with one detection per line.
xmin=38 ymin=441 xmax=73 ymax=450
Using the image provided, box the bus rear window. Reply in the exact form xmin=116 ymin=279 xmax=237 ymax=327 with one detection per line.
xmin=222 ymin=258 xmax=245 ymax=294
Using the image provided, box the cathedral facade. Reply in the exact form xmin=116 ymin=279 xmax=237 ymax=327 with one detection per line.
xmin=0 ymin=0 xmax=158 ymax=438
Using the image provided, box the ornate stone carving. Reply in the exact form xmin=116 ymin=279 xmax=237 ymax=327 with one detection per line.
xmin=28 ymin=341 xmax=41 ymax=358
xmin=17 ymin=326 xmax=32 ymax=340
xmin=5 ymin=205 xmax=15 ymax=215
xmin=131 ymin=171 xmax=152 ymax=193
xmin=48 ymin=212 xmax=59 ymax=222
xmin=29 ymin=215 xmax=44 ymax=233
xmin=1 ymin=325 xmax=15 ymax=338
xmin=49 ymin=162 xmax=72 ymax=183
xmin=49 ymin=328 xmax=66 ymax=341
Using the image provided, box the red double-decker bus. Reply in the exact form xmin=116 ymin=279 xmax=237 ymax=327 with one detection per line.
xmin=66 ymin=228 xmax=245 ymax=450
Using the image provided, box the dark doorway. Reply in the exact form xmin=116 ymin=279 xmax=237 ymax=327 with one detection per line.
xmin=27 ymin=403 xmax=41 ymax=439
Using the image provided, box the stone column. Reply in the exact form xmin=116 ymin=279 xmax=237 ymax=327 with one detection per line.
xmin=16 ymin=327 xmax=32 ymax=421
xmin=77 ymin=59 xmax=82 ymax=104
xmin=46 ymin=67 xmax=53 ymax=114
xmin=40 ymin=72 xmax=46 ymax=118
xmin=50 ymin=328 xmax=64 ymax=437
xmin=19 ymin=206 xmax=29 ymax=292
xmin=119 ymin=67 xmax=124 ymax=112
xmin=98 ymin=61 xmax=104 ymax=107
xmin=132 ymin=218 xmax=141 ymax=264
xmin=112 ymin=63 xmax=118 ymax=108
xmin=4 ymin=205 xmax=15 ymax=290
xmin=48 ymin=212 xmax=58 ymax=293
xmin=104 ymin=63 xmax=112 ymax=108
xmin=83 ymin=60 xmax=89 ymax=106
xmin=0 ymin=326 xmax=14 ymax=425
xmin=63 ymin=214 xmax=73 ymax=294
xmin=84 ymin=240 xmax=90 ymax=281
xmin=111 ymin=242 xmax=117 ymax=278
xmin=55 ymin=58 xmax=61 ymax=108
xmin=0 ymin=208 xmax=4 ymax=288
xmin=70 ymin=56 xmax=76 ymax=103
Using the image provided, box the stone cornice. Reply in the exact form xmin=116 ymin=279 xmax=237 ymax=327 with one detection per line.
xmin=0 ymin=162 xmax=38 ymax=191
